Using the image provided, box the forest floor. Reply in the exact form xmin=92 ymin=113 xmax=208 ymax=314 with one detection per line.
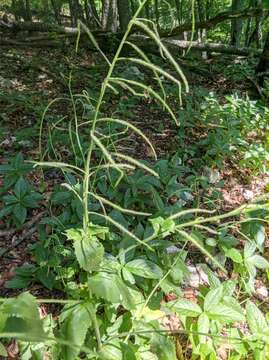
xmin=0 ymin=47 xmax=267 ymax=295
xmin=0 ymin=47 xmax=269 ymax=359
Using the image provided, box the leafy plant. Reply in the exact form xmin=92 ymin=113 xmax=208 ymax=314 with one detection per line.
xmin=0 ymin=177 xmax=42 ymax=227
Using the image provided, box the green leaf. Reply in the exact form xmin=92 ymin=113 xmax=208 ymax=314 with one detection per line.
xmin=5 ymin=276 xmax=32 ymax=289
xmin=151 ymin=332 xmax=177 ymax=360
xmin=122 ymin=268 xmax=135 ymax=284
xmin=66 ymin=228 xmax=104 ymax=272
xmin=248 ymin=255 xmax=269 ymax=269
xmin=0 ymin=342 xmax=7 ymax=357
xmin=150 ymin=217 xmax=176 ymax=237
xmin=2 ymin=195 xmax=17 ymax=205
xmin=98 ymin=340 xmax=122 ymax=360
xmin=246 ymin=301 xmax=268 ymax=334
xmin=204 ymin=286 xmax=223 ymax=312
xmin=166 ymin=298 xmax=202 ymax=317
xmin=224 ymin=248 xmax=243 ymax=263
xmin=60 ymin=303 xmax=92 ymax=360
xmin=125 ymin=259 xmax=163 ymax=279
xmin=198 ymin=313 xmax=210 ymax=344
xmin=1 ymin=292 xmax=45 ymax=340
xmin=89 ymin=272 xmax=137 ymax=309
xmin=51 ymin=191 xmax=72 ymax=204
xmin=207 ymin=304 xmax=245 ymax=323
xmin=13 ymin=204 xmax=27 ymax=224
xmin=255 ymin=225 xmax=265 ymax=251
xmin=74 ymin=238 xmax=104 ymax=272
xmin=14 ymin=178 xmax=29 ymax=198
xmin=23 ymin=193 xmax=43 ymax=208
xmin=244 ymin=241 xmax=257 ymax=258
xmin=0 ymin=206 xmax=13 ymax=219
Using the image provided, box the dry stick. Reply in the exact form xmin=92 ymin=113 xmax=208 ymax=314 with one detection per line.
xmin=0 ymin=211 xmax=46 ymax=257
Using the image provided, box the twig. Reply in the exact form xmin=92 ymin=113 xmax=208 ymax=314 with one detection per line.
xmin=0 ymin=211 xmax=46 ymax=257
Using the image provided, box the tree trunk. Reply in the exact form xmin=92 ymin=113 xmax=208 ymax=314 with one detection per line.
xmin=11 ymin=0 xmax=19 ymax=20
xmin=154 ymin=0 xmax=160 ymax=31
xmin=230 ymin=0 xmax=243 ymax=46
xmin=102 ymin=0 xmax=118 ymax=32
xmin=196 ymin=0 xmax=207 ymax=58
xmin=69 ymin=0 xmax=86 ymax=26
xmin=117 ymin=0 xmax=131 ymax=31
xmin=174 ymin=0 xmax=182 ymax=26
xmin=24 ymin=0 xmax=32 ymax=21
xmin=84 ymin=0 xmax=100 ymax=27
xmin=161 ymin=6 xmax=264 ymax=38
xmin=50 ymin=0 xmax=62 ymax=25
xmin=256 ymin=31 xmax=269 ymax=85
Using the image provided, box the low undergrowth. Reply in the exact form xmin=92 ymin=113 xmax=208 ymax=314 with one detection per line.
xmin=1 ymin=10 xmax=269 ymax=360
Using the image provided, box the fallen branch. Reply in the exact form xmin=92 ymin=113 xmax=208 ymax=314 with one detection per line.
xmin=0 ymin=211 xmax=46 ymax=257
xmin=163 ymin=39 xmax=263 ymax=56
xmin=161 ymin=7 xmax=267 ymax=37
xmin=0 ymin=32 xmax=263 ymax=59
xmin=0 ymin=7 xmax=265 ymax=38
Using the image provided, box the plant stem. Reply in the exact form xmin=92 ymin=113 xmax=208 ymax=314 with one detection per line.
xmin=82 ymin=0 xmax=149 ymax=231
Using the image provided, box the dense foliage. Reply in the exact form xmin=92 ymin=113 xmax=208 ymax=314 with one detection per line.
xmin=1 ymin=0 xmax=269 ymax=359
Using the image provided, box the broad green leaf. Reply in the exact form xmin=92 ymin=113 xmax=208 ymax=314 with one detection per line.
xmin=98 ymin=340 xmax=122 ymax=360
xmin=125 ymin=259 xmax=163 ymax=279
xmin=200 ymin=265 xmax=221 ymax=289
xmin=2 ymin=195 xmax=17 ymax=205
xmin=207 ymin=304 xmax=245 ymax=323
xmin=1 ymin=292 xmax=45 ymax=340
xmin=150 ymin=332 xmax=177 ymax=360
xmin=248 ymin=255 xmax=269 ymax=269
xmin=13 ymin=204 xmax=27 ymax=224
xmin=255 ymin=225 xmax=265 ymax=251
xmin=140 ymin=307 xmax=165 ymax=321
xmin=0 ymin=342 xmax=7 ymax=357
xmin=224 ymin=248 xmax=243 ymax=263
xmin=66 ymin=228 xmax=104 ymax=272
xmin=51 ymin=191 xmax=71 ymax=204
xmin=166 ymin=298 xmax=202 ymax=317
xmin=23 ymin=193 xmax=43 ymax=208
xmin=60 ymin=303 xmax=92 ymax=360
xmin=89 ymin=272 xmax=138 ymax=309
xmin=73 ymin=238 xmax=104 ymax=272
xmin=198 ymin=313 xmax=210 ymax=344
xmin=222 ymin=280 xmax=236 ymax=297
xmin=0 ymin=206 xmax=13 ymax=219
xmin=121 ymin=268 xmax=135 ymax=284
xmin=14 ymin=177 xmax=29 ymax=198
xmin=246 ymin=301 xmax=268 ymax=334
xmin=89 ymin=272 xmax=120 ymax=303
xmin=244 ymin=242 xmax=257 ymax=258
xmin=150 ymin=217 xmax=175 ymax=237
xmin=204 ymin=287 xmax=223 ymax=312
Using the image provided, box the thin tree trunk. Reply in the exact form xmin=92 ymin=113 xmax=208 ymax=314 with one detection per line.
xmin=117 ymin=0 xmax=131 ymax=31
xmin=230 ymin=0 xmax=243 ymax=46
xmin=50 ymin=0 xmax=62 ymax=25
xmin=102 ymin=0 xmax=118 ymax=32
xmin=144 ymin=2 xmax=150 ymax=20
xmin=256 ymin=31 xmax=269 ymax=85
xmin=24 ymin=0 xmax=32 ymax=21
xmin=154 ymin=0 xmax=160 ymax=31
xmin=130 ymin=0 xmax=136 ymax=16
xmin=11 ymin=0 xmax=19 ymax=20
xmin=84 ymin=0 xmax=100 ymax=27
xmin=69 ymin=0 xmax=86 ymax=26
xmin=174 ymin=0 xmax=181 ymax=26
xmin=197 ymin=0 xmax=207 ymax=58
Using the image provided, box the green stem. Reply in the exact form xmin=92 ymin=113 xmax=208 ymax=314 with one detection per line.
xmin=88 ymin=304 xmax=102 ymax=351
xmin=82 ymin=0 xmax=149 ymax=231
xmin=0 ymin=298 xmax=81 ymax=304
